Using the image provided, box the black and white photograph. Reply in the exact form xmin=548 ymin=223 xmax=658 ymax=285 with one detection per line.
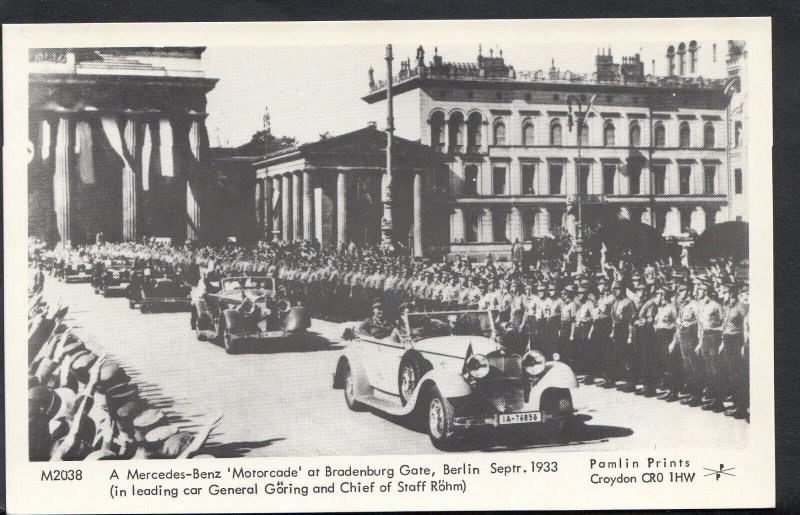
xmin=5 ymin=17 xmax=775 ymax=512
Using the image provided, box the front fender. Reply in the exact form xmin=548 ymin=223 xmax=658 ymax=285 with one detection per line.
xmin=283 ymin=305 xmax=310 ymax=331
xmin=408 ymin=369 xmax=473 ymax=407
xmin=222 ymin=309 xmax=244 ymax=334
xmin=333 ymin=352 xmax=372 ymax=399
xmin=536 ymin=361 xmax=579 ymax=390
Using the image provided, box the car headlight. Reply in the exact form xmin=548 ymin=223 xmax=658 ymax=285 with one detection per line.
xmin=465 ymin=354 xmax=490 ymax=379
xmin=522 ymin=350 xmax=547 ymax=377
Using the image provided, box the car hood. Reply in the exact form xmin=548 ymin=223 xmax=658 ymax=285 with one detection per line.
xmin=413 ymin=335 xmax=502 ymax=360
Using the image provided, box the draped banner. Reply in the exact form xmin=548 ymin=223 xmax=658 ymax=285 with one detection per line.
xmin=53 ymin=119 xmax=67 ymax=242
xmin=188 ymin=118 xmax=200 ymax=162
xmin=158 ymin=118 xmax=174 ymax=177
xmin=141 ymin=123 xmax=153 ymax=191
xmin=100 ymin=117 xmax=131 ymax=170
xmin=40 ymin=120 xmax=51 ymax=160
xmin=74 ymin=121 xmax=95 ymax=184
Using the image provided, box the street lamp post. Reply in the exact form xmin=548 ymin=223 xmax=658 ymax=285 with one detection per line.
xmin=567 ymin=94 xmax=595 ymax=274
xmin=381 ymin=44 xmax=396 ymax=250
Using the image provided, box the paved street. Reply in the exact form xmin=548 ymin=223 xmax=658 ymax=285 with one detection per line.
xmin=42 ymin=276 xmax=748 ymax=456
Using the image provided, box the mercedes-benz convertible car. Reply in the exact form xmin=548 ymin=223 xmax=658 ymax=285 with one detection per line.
xmin=94 ymin=258 xmax=133 ymax=296
xmin=138 ymin=274 xmax=192 ymax=313
xmin=61 ymin=258 xmax=93 ymax=283
xmin=333 ymin=310 xmax=579 ymax=450
xmin=190 ymin=276 xmax=311 ymax=354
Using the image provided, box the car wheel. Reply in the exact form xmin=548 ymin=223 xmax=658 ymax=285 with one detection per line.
xmin=399 ymin=360 xmax=422 ymax=406
xmin=427 ymin=386 xmax=458 ymax=451
xmin=129 ymin=300 xmax=136 ymax=309
xmin=343 ymin=363 xmax=366 ymax=411
xmin=195 ymin=323 xmax=208 ymax=342
xmin=222 ymin=323 xmax=237 ymax=354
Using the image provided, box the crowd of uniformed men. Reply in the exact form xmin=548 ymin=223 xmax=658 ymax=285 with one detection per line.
xmin=35 ymin=237 xmax=750 ymax=421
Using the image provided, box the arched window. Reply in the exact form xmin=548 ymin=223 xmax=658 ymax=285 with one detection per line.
xmin=654 ymin=122 xmax=666 ymax=148
xmin=579 ymin=122 xmax=589 ymax=146
xmin=493 ymin=119 xmax=506 ymax=145
xmin=466 ymin=112 xmax=482 ymax=152
xmin=629 ymin=121 xmax=641 ymax=147
xmin=603 ymin=120 xmax=615 ymax=146
xmin=430 ymin=110 xmax=446 ymax=152
xmin=703 ymin=122 xmax=715 ymax=148
xmin=522 ymin=119 xmax=534 ymax=146
xmin=679 ymin=121 xmax=691 ymax=148
xmin=550 ymin=119 xmax=562 ymax=146
xmin=448 ymin=111 xmax=464 ymax=152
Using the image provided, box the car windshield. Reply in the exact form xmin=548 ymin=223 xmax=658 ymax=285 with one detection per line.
xmin=403 ymin=311 xmax=494 ymax=341
xmin=222 ymin=277 xmax=273 ymax=293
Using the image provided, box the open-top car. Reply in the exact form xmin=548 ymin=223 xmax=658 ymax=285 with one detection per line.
xmin=94 ymin=257 xmax=133 ymax=296
xmin=333 ymin=310 xmax=579 ymax=450
xmin=190 ymin=276 xmax=311 ymax=354
xmin=62 ymin=257 xmax=93 ymax=283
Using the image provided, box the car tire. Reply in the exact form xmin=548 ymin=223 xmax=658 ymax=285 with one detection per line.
xmin=399 ymin=359 xmax=423 ymax=406
xmin=129 ymin=300 xmax=136 ymax=309
xmin=140 ymin=303 xmax=149 ymax=314
xmin=426 ymin=386 xmax=458 ymax=451
xmin=343 ymin=363 xmax=366 ymax=411
xmin=221 ymin=322 xmax=238 ymax=354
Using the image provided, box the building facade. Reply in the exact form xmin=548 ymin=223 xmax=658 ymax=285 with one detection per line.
xmin=726 ymin=41 xmax=748 ymax=221
xmin=254 ymin=126 xmax=436 ymax=255
xmin=28 ymin=47 xmax=218 ymax=247
xmin=363 ymin=44 xmax=742 ymax=258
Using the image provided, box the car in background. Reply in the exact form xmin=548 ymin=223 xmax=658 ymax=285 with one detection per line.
xmin=138 ymin=274 xmax=192 ymax=313
xmin=333 ymin=310 xmax=579 ymax=450
xmin=190 ymin=276 xmax=311 ymax=354
xmin=94 ymin=258 xmax=133 ymax=296
xmin=62 ymin=258 xmax=93 ymax=283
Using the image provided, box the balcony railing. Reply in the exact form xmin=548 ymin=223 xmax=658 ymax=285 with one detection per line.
xmin=368 ymin=63 xmax=727 ymax=92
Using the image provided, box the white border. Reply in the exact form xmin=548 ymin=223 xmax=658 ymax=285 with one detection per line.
xmin=3 ymin=18 xmax=774 ymax=512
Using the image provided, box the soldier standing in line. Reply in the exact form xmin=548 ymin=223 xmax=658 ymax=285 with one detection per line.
xmin=592 ymin=275 xmax=615 ymax=386
xmin=559 ymin=283 xmax=577 ymax=366
xmin=573 ymin=279 xmax=595 ymax=382
xmin=631 ymin=276 xmax=658 ymax=396
xmin=610 ymin=280 xmax=636 ymax=390
xmin=695 ymin=277 xmax=726 ymax=412
xmin=653 ymin=283 xmax=679 ymax=401
xmin=719 ymin=280 xmax=748 ymax=419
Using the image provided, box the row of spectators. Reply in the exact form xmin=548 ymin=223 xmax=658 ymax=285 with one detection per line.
xmin=28 ymin=275 xmax=222 ymax=461
xmin=34 ymin=238 xmax=750 ymax=421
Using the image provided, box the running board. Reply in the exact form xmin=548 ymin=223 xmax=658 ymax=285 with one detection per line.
xmin=357 ymin=393 xmax=415 ymax=417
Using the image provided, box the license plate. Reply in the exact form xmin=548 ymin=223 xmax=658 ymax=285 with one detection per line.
xmin=498 ymin=411 xmax=542 ymax=425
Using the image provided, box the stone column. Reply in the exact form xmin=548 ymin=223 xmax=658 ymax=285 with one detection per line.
xmin=271 ymin=176 xmax=282 ymax=240
xmin=337 ymin=170 xmax=348 ymax=247
xmin=292 ymin=171 xmax=302 ymax=241
xmin=282 ymin=173 xmax=292 ymax=241
xmin=303 ymin=170 xmax=314 ymax=241
xmin=264 ymin=178 xmax=273 ymax=241
xmin=123 ymin=118 xmax=139 ymax=241
xmin=186 ymin=116 xmax=204 ymax=242
xmin=54 ymin=116 xmax=72 ymax=247
xmin=412 ymin=171 xmax=424 ymax=257
xmin=254 ymin=180 xmax=264 ymax=240
xmin=480 ymin=207 xmax=494 ymax=243
xmin=451 ymin=207 xmax=465 ymax=242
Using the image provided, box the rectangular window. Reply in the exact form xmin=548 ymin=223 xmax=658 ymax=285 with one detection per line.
xmin=603 ymin=164 xmax=616 ymax=195
xmin=679 ymin=208 xmax=692 ymax=233
xmin=464 ymin=165 xmax=479 ymax=196
xmin=629 ymin=164 xmax=641 ymax=194
xmin=735 ymin=168 xmax=743 ymax=194
xmin=679 ymin=165 xmax=691 ymax=195
xmin=493 ymin=166 xmax=507 ymax=195
xmin=549 ymin=209 xmax=563 ymax=232
xmin=653 ymin=165 xmax=666 ymax=195
xmin=522 ymin=163 xmax=536 ymax=195
xmin=549 ymin=164 xmax=563 ymax=195
xmin=703 ymin=165 xmax=716 ymax=194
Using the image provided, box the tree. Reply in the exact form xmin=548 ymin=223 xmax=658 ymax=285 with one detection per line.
xmin=232 ymin=130 xmax=297 ymax=157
